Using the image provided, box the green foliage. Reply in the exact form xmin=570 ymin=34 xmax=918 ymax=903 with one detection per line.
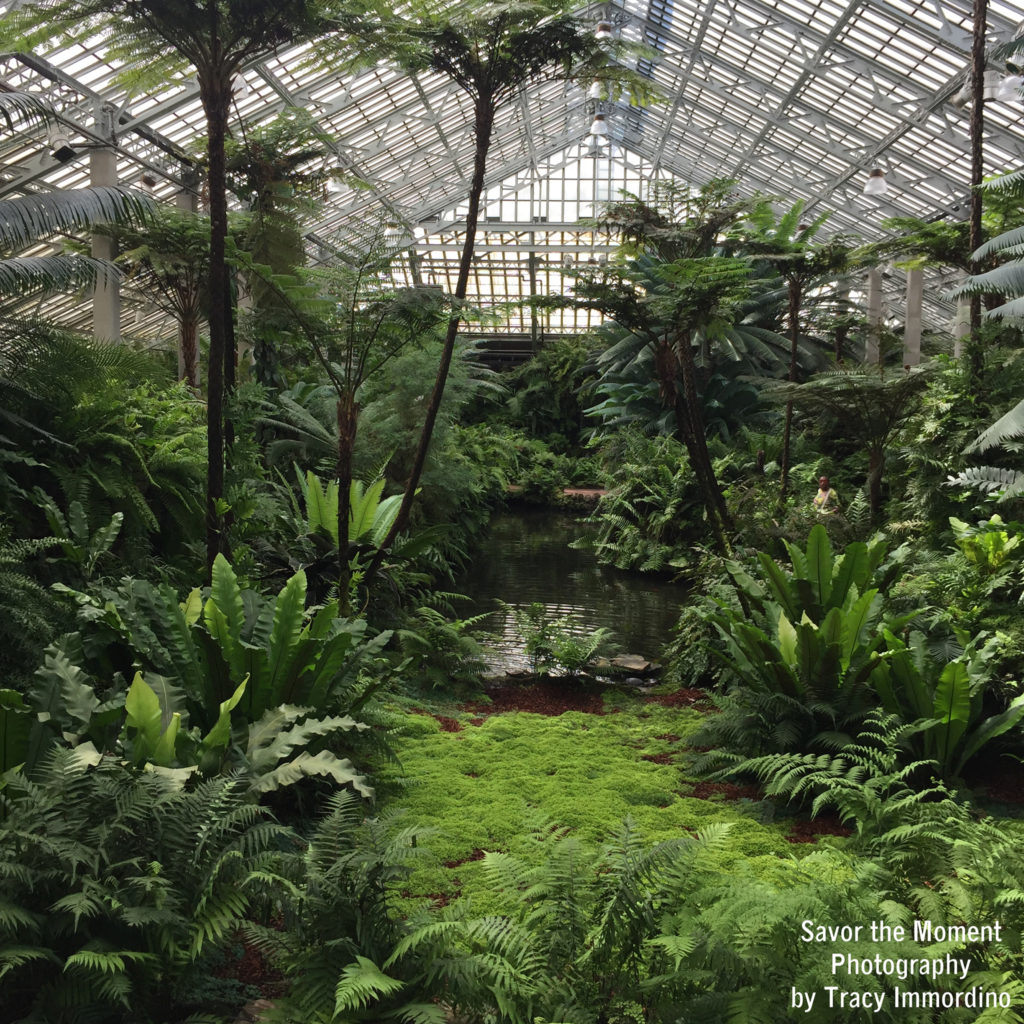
xmin=0 ymin=528 xmax=68 ymax=688
xmin=0 ymin=186 xmax=152 ymax=304
xmin=296 ymin=468 xmax=403 ymax=549
xmin=0 ymin=751 xmax=286 ymax=1023
xmin=34 ymin=489 xmax=123 ymax=583
xmin=579 ymin=431 xmax=700 ymax=571
xmin=508 ymin=602 xmax=617 ymax=676
xmin=32 ymin=557 xmax=394 ymax=797
xmin=247 ymin=790 xmax=433 ymax=1024
xmin=1 ymin=324 xmax=206 ymax=571
xmin=397 ymin=604 xmax=492 ymax=690
xmin=872 ymin=630 xmax=1024 ymax=781
xmin=501 ymin=336 xmax=597 ymax=446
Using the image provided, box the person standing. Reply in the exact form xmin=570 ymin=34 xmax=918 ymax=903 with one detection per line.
xmin=813 ymin=475 xmax=840 ymax=514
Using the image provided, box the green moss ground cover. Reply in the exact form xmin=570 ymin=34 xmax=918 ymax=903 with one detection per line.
xmin=377 ymin=690 xmax=828 ymax=913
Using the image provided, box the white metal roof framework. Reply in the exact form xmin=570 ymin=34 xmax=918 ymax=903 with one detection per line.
xmin=2 ymin=0 xmax=1024 ymax=348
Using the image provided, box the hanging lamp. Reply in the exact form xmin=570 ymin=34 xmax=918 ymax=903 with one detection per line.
xmin=863 ymin=168 xmax=888 ymax=195
xmin=997 ymin=74 xmax=1023 ymax=102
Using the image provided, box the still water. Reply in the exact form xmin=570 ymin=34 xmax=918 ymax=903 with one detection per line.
xmin=454 ymin=508 xmax=690 ymax=673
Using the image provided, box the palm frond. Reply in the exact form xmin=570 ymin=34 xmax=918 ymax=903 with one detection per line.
xmin=965 ymin=397 xmax=1024 ymax=453
xmin=0 ymin=187 xmax=152 ymax=250
xmin=0 ymin=91 xmax=55 ymax=132
xmin=0 ymin=254 xmax=116 ymax=298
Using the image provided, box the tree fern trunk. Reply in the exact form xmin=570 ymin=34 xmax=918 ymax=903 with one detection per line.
xmin=199 ymin=58 xmax=231 ymax=572
xmin=968 ymin=0 xmax=987 ymax=382
xmin=779 ymin=277 xmax=801 ymax=498
xmin=336 ymin=391 xmax=357 ymax=614
xmin=674 ymin=331 xmax=733 ymax=551
xmin=367 ymin=96 xmax=496 ymax=580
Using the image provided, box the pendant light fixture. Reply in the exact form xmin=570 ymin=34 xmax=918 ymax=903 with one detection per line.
xmin=997 ymin=74 xmax=1023 ymax=102
xmin=863 ymin=168 xmax=887 ymax=195
xmin=589 ymin=112 xmax=609 ymax=138
xmin=595 ymin=20 xmax=612 ymax=41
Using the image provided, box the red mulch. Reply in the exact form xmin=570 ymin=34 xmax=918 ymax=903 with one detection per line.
xmin=687 ymin=780 xmax=761 ymax=801
xmin=443 ymin=848 xmax=487 ymax=868
xmin=644 ymin=688 xmax=715 ymax=709
xmin=463 ymin=680 xmax=609 ymax=716
xmin=410 ymin=708 xmax=463 ymax=732
xmin=655 ymin=733 xmax=681 ymax=742
xmin=641 ymin=752 xmax=677 ymax=765
xmin=786 ymin=816 xmax=853 ymax=844
xmin=402 ymin=889 xmax=458 ymax=908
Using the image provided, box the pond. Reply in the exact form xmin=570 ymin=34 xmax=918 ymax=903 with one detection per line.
xmin=454 ymin=507 xmax=690 ymax=673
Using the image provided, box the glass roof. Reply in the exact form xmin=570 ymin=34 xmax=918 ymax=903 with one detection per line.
xmin=2 ymin=0 xmax=1024 ymax=344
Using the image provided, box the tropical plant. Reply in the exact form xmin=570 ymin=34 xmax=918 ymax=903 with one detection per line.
xmin=296 ymin=469 xmax=403 ymax=550
xmin=396 ymin=604 xmax=491 ymax=690
xmin=948 ymin=389 xmax=1024 ymax=500
xmin=56 ymin=554 xmax=392 ymax=722
xmin=871 ymin=630 xmax=1024 ymax=782
xmin=580 ymin=431 xmax=700 ymax=571
xmin=573 ymin=182 xmax=813 ymax=552
xmin=35 ymin=556 xmax=394 ymax=796
xmin=336 ymin=0 xmax=654 ymax=577
xmin=105 ymin=205 xmax=213 ymax=387
xmin=0 ymin=186 xmax=151 ymax=304
xmin=4 ymin=0 xmax=342 ymax=569
xmin=762 ymin=366 xmax=931 ymax=522
xmin=34 ymin=489 xmax=123 ymax=583
xmin=264 ymin=257 xmax=445 ymax=604
xmin=738 ymin=199 xmax=851 ymax=493
xmin=0 ymin=750 xmax=287 ymax=1022
xmin=509 ymin=601 xmax=616 ymax=676
xmin=0 ymin=529 xmax=67 ymax=689
xmin=693 ymin=526 xmax=913 ymax=755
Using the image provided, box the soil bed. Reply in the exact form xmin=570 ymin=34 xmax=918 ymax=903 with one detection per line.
xmin=464 ymin=678 xmax=611 ymax=716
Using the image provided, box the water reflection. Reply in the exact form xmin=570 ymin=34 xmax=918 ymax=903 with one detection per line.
xmin=454 ymin=508 xmax=689 ymax=672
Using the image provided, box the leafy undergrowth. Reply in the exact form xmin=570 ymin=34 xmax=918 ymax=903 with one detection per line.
xmin=378 ymin=686 xmax=846 ymax=914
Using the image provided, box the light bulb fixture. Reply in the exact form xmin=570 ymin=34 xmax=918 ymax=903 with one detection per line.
xmin=997 ymin=74 xmax=1024 ymax=102
xmin=588 ymin=81 xmax=605 ymax=100
xmin=138 ymin=172 xmax=158 ymax=190
xmin=589 ymin=112 xmax=609 ymax=138
xmin=48 ymin=127 xmax=76 ymax=163
xmin=595 ymin=20 xmax=613 ymax=40
xmin=863 ymin=168 xmax=888 ymax=195
xmin=983 ymin=69 xmax=1001 ymax=101
xmin=950 ymin=82 xmax=971 ymax=108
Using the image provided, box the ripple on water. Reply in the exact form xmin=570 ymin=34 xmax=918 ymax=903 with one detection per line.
xmin=454 ymin=508 xmax=689 ymax=673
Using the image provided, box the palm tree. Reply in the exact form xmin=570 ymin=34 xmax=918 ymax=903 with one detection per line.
xmin=4 ymin=1 xmax=338 ymax=570
xmin=330 ymin=0 xmax=653 ymax=573
xmin=2 ymin=91 xmax=152 ymax=301
xmin=740 ymin=199 xmax=850 ymax=496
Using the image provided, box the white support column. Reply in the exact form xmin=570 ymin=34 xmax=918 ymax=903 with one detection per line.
xmin=91 ymin=103 xmax=120 ymax=342
xmin=952 ymin=275 xmax=971 ymax=358
xmin=904 ymin=267 xmax=923 ymax=368
xmin=865 ymin=267 xmax=882 ymax=365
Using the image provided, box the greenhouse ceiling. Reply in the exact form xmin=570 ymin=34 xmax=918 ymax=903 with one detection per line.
xmin=2 ymin=0 xmax=1024 ymax=347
